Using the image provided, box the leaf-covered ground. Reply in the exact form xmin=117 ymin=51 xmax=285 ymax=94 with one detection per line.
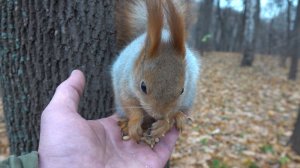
xmin=170 ymin=52 xmax=300 ymax=168
xmin=0 ymin=52 xmax=299 ymax=167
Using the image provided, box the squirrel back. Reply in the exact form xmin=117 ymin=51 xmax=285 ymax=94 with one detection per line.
xmin=116 ymin=0 xmax=187 ymax=50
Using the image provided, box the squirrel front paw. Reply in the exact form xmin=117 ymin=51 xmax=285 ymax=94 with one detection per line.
xmin=118 ymin=118 xmax=129 ymax=137
xmin=150 ymin=119 xmax=172 ymax=138
xmin=174 ymin=112 xmax=190 ymax=132
xmin=128 ymin=119 xmax=143 ymax=141
xmin=118 ymin=118 xmax=143 ymax=141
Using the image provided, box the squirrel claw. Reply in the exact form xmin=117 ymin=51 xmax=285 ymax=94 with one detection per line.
xmin=150 ymin=119 xmax=171 ymax=138
xmin=175 ymin=112 xmax=189 ymax=133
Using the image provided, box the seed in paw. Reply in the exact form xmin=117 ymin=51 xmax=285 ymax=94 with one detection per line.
xmin=122 ymin=135 xmax=130 ymax=141
xmin=155 ymin=138 xmax=160 ymax=143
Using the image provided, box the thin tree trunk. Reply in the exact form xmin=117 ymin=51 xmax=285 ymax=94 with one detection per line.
xmin=288 ymin=0 xmax=300 ymax=80
xmin=291 ymin=106 xmax=300 ymax=155
xmin=194 ymin=0 xmax=214 ymax=53
xmin=237 ymin=0 xmax=246 ymax=52
xmin=280 ymin=0 xmax=292 ymax=68
xmin=241 ymin=0 xmax=258 ymax=66
xmin=214 ymin=0 xmax=225 ymax=51
xmin=254 ymin=0 xmax=260 ymax=53
xmin=0 ymin=0 xmax=116 ymax=155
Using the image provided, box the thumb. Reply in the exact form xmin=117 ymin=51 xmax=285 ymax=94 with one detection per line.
xmin=46 ymin=70 xmax=86 ymax=112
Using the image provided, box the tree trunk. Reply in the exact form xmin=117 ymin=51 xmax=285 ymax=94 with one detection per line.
xmin=291 ymin=106 xmax=300 ymax=155
xmin=267 ymin=19 xmax=275 ymax=55
xmin=280 ymin=0 xmax=292 ymax=68
xmin=288 ymin=0 xmax=300 ymax=80
xmin=214 ymin=0 xmax=224 ymax=51
xmin=0 ymin=0 xmax=116 ymax=155
xmin=254 ymin=0 xmax=260 ymax=52
xmin=236 ymin=0 xmax=246 ymax=53
xmin=241 ymin=0 xmax=258 ymax=66
xmin=194 ymin=0 xmax=214 ymax=53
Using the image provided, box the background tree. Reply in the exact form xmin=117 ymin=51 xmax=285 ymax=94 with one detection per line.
xmin=190 ymin=0 xmax=297 ymax=63
xmin=241 ymin=0 xmax=259 ymax=66
xmin=0 ymin=0 xmax=116 ymax=155
xmin=291 ymin=105 xmax=300 ymax=155
xmin=280 ymin=0 xmax=293 ymax=67
xmin=213 ymin=0 xmax=223 ymax=51
xmin=288 ymin=0 xmax=300 ymax=80
xmin=194 ymin=0 xmax=214 ymax=53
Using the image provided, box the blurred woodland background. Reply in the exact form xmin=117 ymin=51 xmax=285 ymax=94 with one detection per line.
xmin=188 ymin=0 xmax=299 ymax=77
xmin=0 ymin=0 xmax=300 ymax=167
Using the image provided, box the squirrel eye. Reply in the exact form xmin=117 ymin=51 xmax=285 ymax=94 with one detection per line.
xmin=141 ymin=81 xmax=147 ymax=94
xmin=180 ymin=88 xmax=184 ymax=95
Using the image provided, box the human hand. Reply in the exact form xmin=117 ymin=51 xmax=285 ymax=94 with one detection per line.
xmin=38 ymin=70 xmax=179 ymax=168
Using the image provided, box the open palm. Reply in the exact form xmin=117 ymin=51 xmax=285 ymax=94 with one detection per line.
xmin=38 ymin=70 xmax=179 ymax=168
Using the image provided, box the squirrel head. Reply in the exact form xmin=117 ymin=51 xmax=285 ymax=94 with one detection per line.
xmin=133 ymin=0 xmax=186 ymax=119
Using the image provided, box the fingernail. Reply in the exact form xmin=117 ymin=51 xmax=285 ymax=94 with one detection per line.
xmin=70 ymin=70 xmax=77 ymax=77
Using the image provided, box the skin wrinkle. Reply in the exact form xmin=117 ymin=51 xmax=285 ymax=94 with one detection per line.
xmin=102 ymin=118 xmax=162 ymax=168
xmin=157 ymin=136 xmax=171 ymax=152
xmin=104 ymin=121 xmax=147 ymax=168
xmin=89 ymin=119 xmax=122 ymax=168
xmin=106 ymin=119 xmax=142 ymax=167
xmin=89 ymin=122 xmax=107 ymax=165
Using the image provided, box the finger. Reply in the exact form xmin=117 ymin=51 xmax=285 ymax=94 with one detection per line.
xmin=106 ymin=114 xmax=119 ymax=121
xmin=153 ymin=127 xmax=179 ymax=160
xmin=46 ymin=70 xmax=86 ymax=112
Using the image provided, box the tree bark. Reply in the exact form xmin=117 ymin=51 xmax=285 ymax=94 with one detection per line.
xmin=280 ymin=0 xmax=292 ymax=68
xmin=241 ymin=0 xmax=258 ymax=66
xmin=291 ymin=106 xmax=300 ymax=155
xmin=288 ymin=0 xmax=300 ymax=80
xmin=254 ymin=0 xmax=260 ymax=52
xmin=0 ymin=0 xmax=116 ymax=155
xmin=194 ymin=0 xmax=214 ymax=53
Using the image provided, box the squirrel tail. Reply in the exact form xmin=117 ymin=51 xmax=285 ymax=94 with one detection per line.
xmin=116 ymin=0 xmax=187 ymax=50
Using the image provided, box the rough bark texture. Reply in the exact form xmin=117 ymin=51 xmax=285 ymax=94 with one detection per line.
xmin=291 ymin=106 xmax=300 ymax=155
xmin=0 ymin=0 xmax=116 ymax=155
xmin=288 ymin=0 xmax=300 ymax=80
xmin=241 ymin=0 xmax=258 ymax=66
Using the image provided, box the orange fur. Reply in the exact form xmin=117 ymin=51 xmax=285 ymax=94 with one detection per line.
xmin=146 ymin=0 xmax=164 ymax=57
xmin=150 ymin=119 xmax=173 ymax=137
xmin=120 ymin=97 xmax=144 ymax=141
xmin=173 ymin=112 xmax=187 ymax=132
xmin=116 ymin=1 xmax=132 ymax=51
xmin=165 ymin=0 xmax=186 ymax=56
xmin=115 ymin=0 xmax=192 ymax=145
xmin=118 ymin=118 xmax=129 ymax=136
xmin=133 ymin=43 xmax=186 ymax=139
xmin=134 ymin=47 xmax=146 ymax=74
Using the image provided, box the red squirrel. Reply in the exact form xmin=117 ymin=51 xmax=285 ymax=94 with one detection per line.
xmin=112 ymin=0 xmax=200 ymax=147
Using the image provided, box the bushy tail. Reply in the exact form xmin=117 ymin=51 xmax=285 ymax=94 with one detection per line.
xmin=116 ymin=0 xmax=187 ymax=50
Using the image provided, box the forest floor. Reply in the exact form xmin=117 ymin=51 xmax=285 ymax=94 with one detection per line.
xmin=170 ymin=52 xmax=300 ymax=168
xmin=0 ymin=52 xmax=299 ymax=167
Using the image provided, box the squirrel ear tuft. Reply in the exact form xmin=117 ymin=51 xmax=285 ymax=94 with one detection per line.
xmin=146 ymin=0 xmax=163 ymax=57
xmin=165 ymin=0 xmax=186 ymax=56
